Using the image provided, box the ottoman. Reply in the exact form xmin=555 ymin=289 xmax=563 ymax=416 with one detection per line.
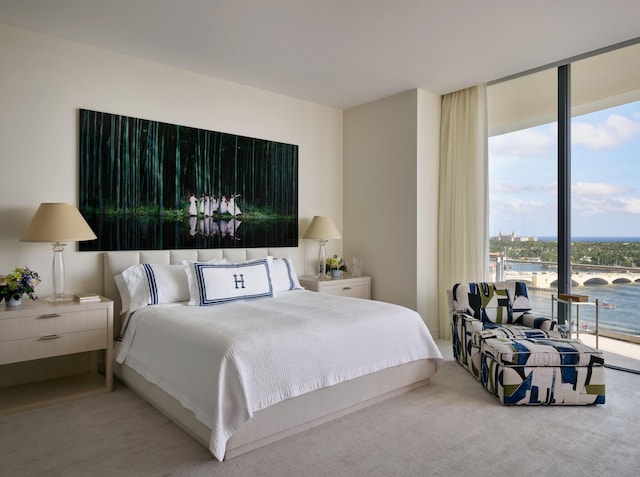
xmin=466 ymin=326 xmax=561 ymax=381
xmin=480 ymin=337 xmax=605 ymax=405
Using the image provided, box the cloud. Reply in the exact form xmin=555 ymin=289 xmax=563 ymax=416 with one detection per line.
xmin=490 ymin=128 xmax=555 ymax=156
xmin=572 ymin=181 xmax=632 ymax=196
xmin=572 ymin=114 xmax=640 ymax=149
xmin=492 ymin=198 xmax=552 ymax=219
xmin=492 ymin=181 xmax=556 ymax=195
xmin=571 ymin=182 xmax=638 ymax=216
xmin=574 ymin=196 xmax=640 ymax=216
xmin=615 ymin=197 xmax=640 ymax=214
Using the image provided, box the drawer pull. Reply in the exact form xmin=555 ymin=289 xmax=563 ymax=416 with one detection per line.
xmin=343 ymin=287 xmax=352 ymax=290
xmin=38 ymin=313 xmax=62 ymax=319
xmin=38 ymin=335 xmax=62 ymax=341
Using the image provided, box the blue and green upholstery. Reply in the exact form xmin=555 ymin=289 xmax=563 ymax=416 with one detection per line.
xmin=481 ymin=337 xmax=605 ymax=405
xmin=450 ymin=281 xmax=561 ymax=379
xmin=448 ymin=281 xmax=605 ymax=405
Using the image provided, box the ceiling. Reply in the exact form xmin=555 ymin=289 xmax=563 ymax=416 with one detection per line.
xmin=1 ymin=0 xmax=639 ymax=108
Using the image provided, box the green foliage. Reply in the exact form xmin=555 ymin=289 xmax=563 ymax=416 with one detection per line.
xmin=490 ymin=240 xmax=640 ymax=267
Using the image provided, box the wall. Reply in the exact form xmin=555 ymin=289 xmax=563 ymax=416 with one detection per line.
xmin=343 ymin=89 xmax=441 ymax=335
xmin=0 ymin=23 xmax=343 ymax=298
xmin=416 ymin=89 xmax=442 ymax=335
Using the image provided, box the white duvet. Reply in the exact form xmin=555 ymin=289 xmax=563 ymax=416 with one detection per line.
xmin=115 ymin=290 xmax=442 ymax=460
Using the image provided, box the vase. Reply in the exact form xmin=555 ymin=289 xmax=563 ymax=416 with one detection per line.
xmin=331 ymin=269 xmax=341 ymax=279
xmin=6 ymin=295 xmax=23 ymax=307
xmin=351 ymin=257 xmax=363 ymax=277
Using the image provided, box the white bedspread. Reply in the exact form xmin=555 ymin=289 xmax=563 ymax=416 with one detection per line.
xmin=115 ymin=290 xmax=442 ymax=460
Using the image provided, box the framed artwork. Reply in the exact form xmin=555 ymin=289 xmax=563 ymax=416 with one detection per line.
xmin=79 ymin=109 xmax=298 ymax=251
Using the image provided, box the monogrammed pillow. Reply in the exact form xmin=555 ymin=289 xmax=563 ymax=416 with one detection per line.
xmin=184 ymin=257 xmax=275 ymax=306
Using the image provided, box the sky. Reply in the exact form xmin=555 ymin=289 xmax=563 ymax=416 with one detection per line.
xmin=489 ymin=100 xmax=640 ymax=238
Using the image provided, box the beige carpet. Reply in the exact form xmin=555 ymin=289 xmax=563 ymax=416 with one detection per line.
xmin=1 ymin=340 xmax=639 ymax=477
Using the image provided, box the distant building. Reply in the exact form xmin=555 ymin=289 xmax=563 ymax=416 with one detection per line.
xmin=493 ymin=231 xmax=538 ymax=242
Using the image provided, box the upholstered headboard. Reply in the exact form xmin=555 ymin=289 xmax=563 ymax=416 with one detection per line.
xmin=103 ymin=247 xmax=302 ymax=334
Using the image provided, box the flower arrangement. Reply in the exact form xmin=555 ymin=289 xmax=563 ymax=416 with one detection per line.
xmin=325 ymin=255 xmax=348 ymax=273
xmin=0 ymin=267 xmax=41 ymax=302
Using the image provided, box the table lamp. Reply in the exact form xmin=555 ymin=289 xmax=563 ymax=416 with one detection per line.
xmin=303 ymin=216 xmax=341 ymax=279
xmin=20 ymin=203 xmax=97 ymax=302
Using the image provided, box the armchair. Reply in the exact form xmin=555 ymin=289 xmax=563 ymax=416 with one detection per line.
xmin=448 ymin=281 xmax=562 ymax=379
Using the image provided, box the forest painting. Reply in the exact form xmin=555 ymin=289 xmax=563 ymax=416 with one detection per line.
xmin=79 ymin=109 xmax=298 ymax=251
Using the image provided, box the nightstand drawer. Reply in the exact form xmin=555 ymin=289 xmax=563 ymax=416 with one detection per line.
xmin=318 ymin=283 xmax=370 ymax=299
xmin=0 ymin=329 xmax=108 ymax=365
xmin=0 ymin=309 xmax=107 ymax=342
xmin=298 ymin=275 xmax=371 ymax=299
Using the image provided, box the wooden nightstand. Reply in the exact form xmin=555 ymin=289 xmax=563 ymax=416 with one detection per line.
xmin=0 ymin=297 xmax=113 ymax=416
xmin=299 ymin=275 xmax=371 ymax=299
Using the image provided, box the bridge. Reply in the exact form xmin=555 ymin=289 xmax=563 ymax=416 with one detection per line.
xmin=503 ymin=271 xmax=640 ymax=288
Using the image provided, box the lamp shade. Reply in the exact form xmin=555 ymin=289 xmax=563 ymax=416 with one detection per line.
xmin=303 ymin=216 xmax=341 ymax=240
xmin=20 ymin=203 xmax=97 ymax=242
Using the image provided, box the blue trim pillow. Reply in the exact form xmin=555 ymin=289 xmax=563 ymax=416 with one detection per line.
xmin=116 ymin=263 xmax=192 ymax=314
xmin=185 ymin=257 xmax=275 ymax=306
xmin=270 ymin=257 xmax=303 ymax=292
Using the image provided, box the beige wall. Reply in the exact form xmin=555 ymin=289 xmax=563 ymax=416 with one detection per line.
xmin=416 ymin=89 xmax=442 ymax=335
xmin=1 ymin=23 xmax=443 ymax=337
xmin=0 ymin=23 xmax=343 ymax=297
xmin=343 ymin=89 xmax=441 ymax=334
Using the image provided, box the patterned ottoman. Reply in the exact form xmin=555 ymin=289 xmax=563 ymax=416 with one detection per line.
xmin=480 ymin=337 xmax=605 ymax=405
xmin=465 ymin=326 xmax=561 ymax=381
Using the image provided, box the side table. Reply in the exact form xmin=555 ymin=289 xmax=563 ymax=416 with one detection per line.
xmin=0 ymin=297 xmax=114 ymax=415
xmin=551 ymin=293 xmax=599 ymax=348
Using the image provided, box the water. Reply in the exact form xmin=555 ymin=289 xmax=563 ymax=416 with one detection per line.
xmin=526 ymin=284 xmax=640 ymax=336
xmin=500 ymin=236 xmax=640 ymax=336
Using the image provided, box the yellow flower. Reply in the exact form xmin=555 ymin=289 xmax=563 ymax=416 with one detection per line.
xmin=325 ymin=255 xmax=347 ymax=272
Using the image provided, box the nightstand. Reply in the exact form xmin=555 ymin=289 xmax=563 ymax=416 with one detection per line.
xmin=0 ymin=297 xmax=113 ymax=416
xmin=299 ymin=275 xmax=371 ymax=299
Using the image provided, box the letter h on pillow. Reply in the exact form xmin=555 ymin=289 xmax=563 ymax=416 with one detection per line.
xmin=185 ymin=257 xmax=275 ymax=305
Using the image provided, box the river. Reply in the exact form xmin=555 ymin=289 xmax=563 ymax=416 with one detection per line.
xmin=504 ymin=262 xmax=640 ymax=336
xmin=526 ymin=284 xmax=640 ymax=336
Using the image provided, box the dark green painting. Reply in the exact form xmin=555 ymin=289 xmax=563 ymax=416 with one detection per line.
xmin=79 ymin=109 xmax=298 ymax=251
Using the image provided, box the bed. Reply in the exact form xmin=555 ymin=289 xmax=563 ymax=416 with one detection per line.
xmin=103 ymin=248 xmax=443 ymax=461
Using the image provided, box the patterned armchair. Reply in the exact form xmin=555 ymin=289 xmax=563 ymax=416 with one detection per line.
xmin=448 ymin=281 xmax=562 ymax=379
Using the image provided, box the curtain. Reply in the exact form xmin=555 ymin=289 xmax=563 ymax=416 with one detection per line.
xmin=437 ymin=84 xmax=489 ymax=339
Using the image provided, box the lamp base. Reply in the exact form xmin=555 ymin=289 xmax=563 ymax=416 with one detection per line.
xmin=316 ymin=239 xmax=329 ymax=280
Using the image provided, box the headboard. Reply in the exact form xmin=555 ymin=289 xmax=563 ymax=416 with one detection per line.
xmin=103 ymin=247 xmax=302 ymax=334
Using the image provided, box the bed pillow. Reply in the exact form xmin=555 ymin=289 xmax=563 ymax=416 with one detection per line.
xmin=116 ymin=263 xmax=192 ymax=314
xmin=114 ymin=273 xmax=132 ymax=315
xmin=185 ymin=257 xmax=275 ymax=306
xmin=270 ymin=257 xmax=303 ymax=292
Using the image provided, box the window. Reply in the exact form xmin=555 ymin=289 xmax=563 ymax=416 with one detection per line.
xmin=488 ymin=43 xmax=640 ymax=346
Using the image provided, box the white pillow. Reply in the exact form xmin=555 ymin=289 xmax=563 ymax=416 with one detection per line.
xmin=116 ymin=263 xmax=190 ymax=314
xmin=114 ymin=273 xmax=132 ymax=315
xmin=185 ymin=257 xmax=275 ymax=306
xmin=270 ymin=257 xmax=302 ymax=292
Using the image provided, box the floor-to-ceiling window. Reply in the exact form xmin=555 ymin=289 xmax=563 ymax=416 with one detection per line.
xmin=487 ymin=42 xmax=640 ymax=356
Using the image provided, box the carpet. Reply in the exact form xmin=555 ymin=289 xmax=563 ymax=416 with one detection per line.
xmin=1 ymin=340 xmax=639 ymax=477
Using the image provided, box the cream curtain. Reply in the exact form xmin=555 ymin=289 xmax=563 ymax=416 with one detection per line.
xmin=438 ymin=84 xmax=489 ymax=339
